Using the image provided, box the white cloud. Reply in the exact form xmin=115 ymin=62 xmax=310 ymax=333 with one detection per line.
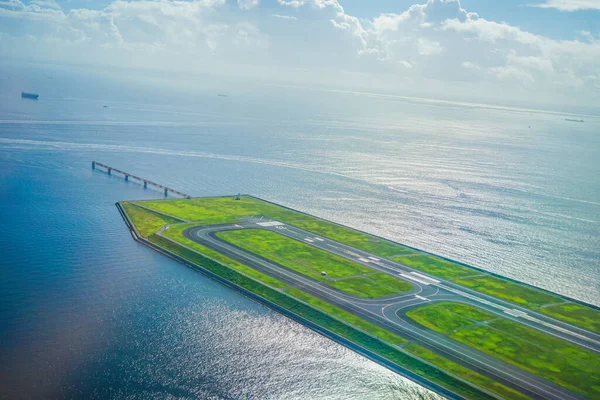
xmin=237 ymin=0 xmax=258 ymax=10
xmin=29 ymin=0 xmax=61 ymax=9
xmin=462 ymin=61 xmax=480 ymax=69
xmin=417 ymin=38 xmax=443 ymax=55
xmin=489 ymin=65 xmax=535 ymax=86
xmin=529 ymin=0 xmax=600 ymax=11
xmin=271 ymin=14 xmax=297 ymax=20
xmin=277 ymin=0 xmax=303 ymax=8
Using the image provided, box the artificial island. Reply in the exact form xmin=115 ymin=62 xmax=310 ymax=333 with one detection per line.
xmin=117 ymin=195 xmax=600 ymax=400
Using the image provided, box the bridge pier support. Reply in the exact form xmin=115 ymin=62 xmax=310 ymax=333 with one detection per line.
xmin=91 ymin=161 xmax=191 ymax=198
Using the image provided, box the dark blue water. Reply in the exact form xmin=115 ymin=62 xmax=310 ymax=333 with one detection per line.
xmin=1 ymin=62 xmax=598 ymax=399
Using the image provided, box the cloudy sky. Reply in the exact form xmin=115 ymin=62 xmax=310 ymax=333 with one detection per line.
xmin=1 ymin=0 xmax=599 ymax=108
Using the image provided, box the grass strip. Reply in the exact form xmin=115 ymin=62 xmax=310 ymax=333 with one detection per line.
xmin=393 ymin=255 xmax=474 ymax=280
xmin=540 ymin=303 xmax=600 ymax=334
xmin=436 ymin=303 xmax=496 ymax=322
xmin=289 ymin=219 xmax=417 ymax=257
xmin=407 ymin=303 xmax=600 ymax=399
xmin=135 ymin=199 xmax=241 ymax=224
xmin=146 ymin=233 xmax=498 ymax=400
xmin=326 ymin=273 xmax=413 ymax=298
xmin=405 ymin=344 xmax=532 ymax=400
xmin=407 ymin=305 xmax=477 ymax=334
xmin=453 ymin=275 xmax=562 ymax=309
xmin=217 ymin=229 xmax=371 ymax=280
xmin=122 ymin=202 xmax=180 ymax=237
xmin=326 ymin=277 xmax=400 ymax=298
xmin=488 ymin=319 xmax=600 ymax=370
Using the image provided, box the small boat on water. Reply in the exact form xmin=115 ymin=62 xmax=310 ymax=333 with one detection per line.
xmin=21 ymin=92 xmax=39 ymax=100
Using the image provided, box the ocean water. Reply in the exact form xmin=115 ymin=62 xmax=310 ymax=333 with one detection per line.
xmin=0 ymin=62 xmax=598 ymax=399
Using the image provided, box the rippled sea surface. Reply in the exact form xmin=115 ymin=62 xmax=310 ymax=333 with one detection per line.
xmin=1 ymin=63 xmax=598 ymax=399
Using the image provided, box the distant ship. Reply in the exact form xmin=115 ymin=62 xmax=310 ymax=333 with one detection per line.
xmin=21 ymin=92 xmax=39 ymax=100
xmin=564 ymin=118 xmax=584 ymax=123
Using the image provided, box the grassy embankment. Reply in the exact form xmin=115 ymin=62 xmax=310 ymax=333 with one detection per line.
xmin=121 ymin=202 xmax=525 ymax=400
xmin=135 ymin=196 xmax=599 ymax=333
xmin=217 ymin=229 xmax=413 ymax=298
xmin=406 ymin=302 xmax=600 ymax=399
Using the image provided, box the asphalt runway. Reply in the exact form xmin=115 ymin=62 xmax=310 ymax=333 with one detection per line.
xmin=176 ymin=217 xmax=600 ymax=400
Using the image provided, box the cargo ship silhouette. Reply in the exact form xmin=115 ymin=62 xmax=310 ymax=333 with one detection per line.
xmin=21 ymin=92 xmax=39 ymax=100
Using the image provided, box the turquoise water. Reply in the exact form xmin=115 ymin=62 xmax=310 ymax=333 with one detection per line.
xmin=1 ymin=62 xmax=598 ymax=399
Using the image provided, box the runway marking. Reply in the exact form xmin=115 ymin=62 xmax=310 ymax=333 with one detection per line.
xmin=415 ymin=295 xmax=429 ymax=301
xmin=314 ymin=237 xmax=325 ymax=241
xmin=257 ymin=221 xmax=285 ymax=227
xmin=410 ymin=272 xmax=440 ymax=285
xmin=400 ymin=273 xmax=433 ymax=286
xmin=358 ymin=257 xmax=371 ymax=263
xmin=368 ymin=256 xmax=380 ymax=261
xmin=304 ymin=238 xmax=314 ymax=243
xmin=505 ymin=309 xmax=528 ymax=318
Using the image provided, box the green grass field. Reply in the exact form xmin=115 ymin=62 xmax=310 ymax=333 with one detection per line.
xmin=122 ymin=202 xmax=182 ymax=237
xmin=140 ymin=196 xmax=314 ymax=224
xmin=136 ymin=199 xmax=241 ymax=224
xmin=406 ymin=303 xmax=600 ymax=399
xmin=453 ymin=275 xmax=562 ymax=309
xmin=217 ymin=229 xmax=413 ymax=298
xmin=540 ymin=303 xmax=600 ymax=334
xmin=392 ymin=255 xmax=475 ymax=280
xmin=405 ymin=344 xmax=531 ymax=400
xmin=406 ymin=303 xmax=487 ymax=334
xmin=434 ymin=303 xmax=496 ymax=322
xmin=289 ymin=219 xmax=417 ymax=257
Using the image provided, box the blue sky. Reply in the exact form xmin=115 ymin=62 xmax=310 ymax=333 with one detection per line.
xmin=1 ymin=0 xmax=599 ymax=109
